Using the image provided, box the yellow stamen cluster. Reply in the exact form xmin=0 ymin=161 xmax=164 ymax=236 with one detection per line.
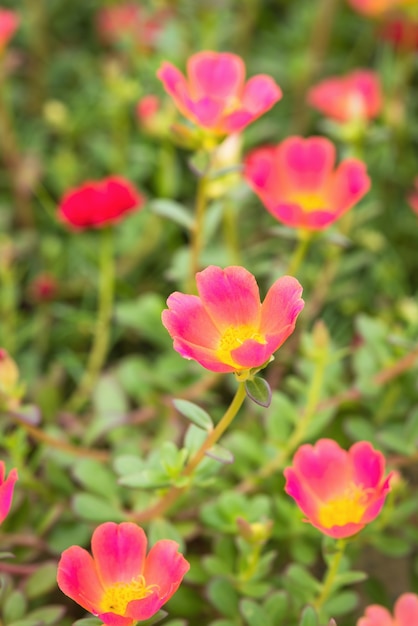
xmin=216 ymin=324 xmax=265 ymax=367
xmin=318 ymin=483 xmax=368 ymax=528
xmin=100 ymin=575 xmax=158 ymax=615
xmin=289 ymin=192 xmax=327 ymax=212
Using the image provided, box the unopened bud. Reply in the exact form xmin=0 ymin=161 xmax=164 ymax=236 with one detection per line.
xmin=236 ymin=517 xmax=273 ymax=544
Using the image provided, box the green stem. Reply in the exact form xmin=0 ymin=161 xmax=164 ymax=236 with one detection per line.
xmin=313 ymin=539 xmax=347 ymax=614
xmin=189 ymin=172 xmax=209 ymax=291
xmin=66 ymin=228 xmax=115 ymax=413
xmin=223 ymin=197 xmax=241 ymax=265
xmin=286 ymin=231 xmax=312 ymax=276
xmin=131 ymin=382 xmax=247 ymax=522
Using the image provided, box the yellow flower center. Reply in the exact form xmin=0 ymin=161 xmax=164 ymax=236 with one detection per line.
xmin=216 ymin=324 xmax=266 ymax=368
xmin=317 ymin=484 xmax=368 ymax=529
xmin=100 ymin=575 xmax=158 ymax=615
xmin=289 ymin=192 xmax=327 ymax=212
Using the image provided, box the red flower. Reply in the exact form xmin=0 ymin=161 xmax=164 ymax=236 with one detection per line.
xmin=0 ymin=461 xmax=18 ymax=524
xmin=284 ymin=439 xmax=392 ymax=538
xmin=244 ymin=136 xmax=370 ymax=231
xmin=307 ymin=70 xmax=382 ymax=123
xmin=0 ymin=9 xmax=19 ymax=51
xmin=58 ymin=176 xmax=144 ymax=230
xmin=57 ymin=522 xmax=190 ymax=626
xmin=407 ymin=177 xmax=418 ymax=215
xmin=157 ymin=51 xmax=282 ymax=136
xmin=380 ymin=17 xmax=418 ymax=50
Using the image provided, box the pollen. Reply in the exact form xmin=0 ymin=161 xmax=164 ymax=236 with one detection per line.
xmin=100 ymin=575 xmax=158 ymax=615
xmin=318 ymin=483 xmax=368 ymax=529
xmin=289 ymin=191 xmax=327 ymax=212
xmin=216 ymin=324 xmax=266 ymax=368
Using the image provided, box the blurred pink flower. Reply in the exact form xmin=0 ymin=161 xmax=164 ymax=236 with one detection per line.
xmin=162 ymin=266 xmax=304 ymax=374
xmin=157 ymin=50 xmax=282 ymax=135
xmin=0 ymin=461 xmax=18 ymax=524
xmin=284 ymin=439 xmax=393 ymax=538
xmin=58 ymin=176 xmax=144 ymax=230
xmin=347 ymin=0 xmax=414 ymax=17
xmin=136 ymin=95 xmax=160 ymax=124
xmin=0 ymin=9 xmax=19 ymax=51
xmin=57 ymin=522 xmax=190 ymax=626
xmin=244 ymin=136 xmax=370 ymax=231
xmin=407 ymin=177 xmax=418 ymax=214
xmin=357 ymin=593 xmax=418 ymax=626
xmin=29 ymin=273 xmax=58 ymax=303
xmin=307 ymin=70 xmax=382 ymax=123
xmin=96 ymin=3 xmax=171 ymax=50
xmin=380 ymin=17 xmax=418 ymax=50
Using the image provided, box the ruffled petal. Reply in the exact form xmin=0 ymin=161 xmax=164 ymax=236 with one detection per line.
xmin=172 ymin=337 xmax=235 ymax=373
xmin=157 ymin=62 xmax=190 ymax=116
xmin=196 ymin=266 xmax=261 ymax=331
xmin=350 ymin=441 xmax=385 ymax=488
xmin=244 ymin=145 xmax=281 ymax=201
xmin=162 ymin=293 xmax=220 ymax=349
xmin=260 ymin=276 xmax=304 ymax=337
xmin=57 ymin=546 xmax=104 ymax=614
xmin=328 ymin=159 xmax=370 ymax=216
xmin=143 ymin=539 xmax=190 ymax=599
xmin=0 ymin=466 xmax=17 ymax=524
xmin=241 ymin=74 xmax=282 ymax=114
xmin=284 ymin=467 xmax=321 ymax=521
xmin=187 ymin=51 xmax=245 ymax=101
xmin=277 ymin=136 xmax=336 ymax=195
xmin=92 ymin=522 xmax=148 ymax=587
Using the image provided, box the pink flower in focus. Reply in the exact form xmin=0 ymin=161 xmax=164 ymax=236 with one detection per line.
xmin=407 ymin=177 xmax=418 ymax=215
xmin=162 ymin=266 xmax=304 ymax=374
xmin=96 ymin=3 xmax=170 ymax=50
xmin=307 ymin=70 xmax=382 ymax=123
xmin=357 ymin=593 xmax=418 ymax=626
xmin=0 ymin=9 xmax=19 ymax=51
xmin=57 ymin=522 xmax=190 ymax=626
xmin=157 ymin=51 xmax=282 ymax=136
xmin=0 ymin=461 xmax=18 ymax=524
xmin=58 ymin=176 xmax=144 ymax=231
xmin=244 ymin=136 xmax=370 ymax=231
xmin=284 ymin=439 xmax=393 ymax=539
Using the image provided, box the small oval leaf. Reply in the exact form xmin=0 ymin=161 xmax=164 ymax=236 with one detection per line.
xmin=245 ymin=377 xmax=272 ymax=408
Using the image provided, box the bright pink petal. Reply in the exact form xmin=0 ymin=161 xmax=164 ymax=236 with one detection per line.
xmin=350 ymin=441 xmax=385 ymax=488
xmin=244 ymin=145 xmax=280 ymax=200
xmin=0 ymin=9 xmax=19 ymax=49
xmin=291 ymin=439 xmax=352 ymax=501
xmin=172 ymin=337 xmax=234 ymax=373
xmin=185 ymin=96 xmax=225 ymax=129
xmin=0 ymin=467 xmax=17 ymax=524
xmin=187 ymin=51 xmax=245 ymax=101
xmin=57 ymin=546 xmax=104 ymax=614
xmin=91 ymin=522 xmax=147 ymax=587
xmin=221 ymin=110 xmax=254 ymax=134
xmin=277 ymin=136 xmax=336 ymax=194
xmin=314 ymin=520 xmax=366 ymax=539
xmin=260 ymin=276 xmax=304 ymax=336
xmin=143 ymin=539 xmax=190 ymax=599
xmin=394 ymin=593 xmax=418 ymax=626
xmin=196 ymin=266 xmax=261 ymax=331
xmin=241 ymin=74 xmax=282 ymax=114
xmin=267 ymin=203 xmax=339 ymax=230
xmin=357 ymin=604 xmax=394 ymax=626
xmin=328 ymin=159 xmax=370 ymax=216
xmin=125 ymin=592 xmax=164 ymax=622
xmin=283 ymin=467 xmax=321 ymax=521
xmin=230 ymin=339 xmax=272 ymax=369
xmin=157 ymin=62 xmax=190 ymax=115
xmin=97 ymin=611 xmax=135 ymax=626
xmin=162 ymin=293 xmax=220 ymax=349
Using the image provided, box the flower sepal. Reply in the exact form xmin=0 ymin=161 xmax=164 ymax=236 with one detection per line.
xmin=244 ymin=375 xmax=272 ymax=408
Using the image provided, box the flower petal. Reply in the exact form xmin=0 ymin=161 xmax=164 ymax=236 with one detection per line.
xmin=241 ymin=74 xmax=282 ymax=114
xmin=91 ymin=522 xmax=148 ymax=587
xmin=196 ymin=266 xmax=261 ymax=331
xmin=357 ymin=605 xmax=394 ymax=626
xmin=143 ymin=539 xmax=190 ymax=599
xmin=57 ymin=546 xmax=104 ymax=614
xmin=187 ymin=51 xmax=245 ymax=101
xmin=328 ymin=159 xmax=370 ymax=216
xmin=125 ymin=592 xmax=164 ymax=622
xmin=162 ymin=293 xmax=220 ymax=349
xmin=97 ymin=611 xmax=135 ymax=626
xmin=0 ymin=466 xmax=17 ymax=524
xmin=277 ymin=136 xmax=336 ymax=194
xmin=260 ymin=276 xmax=304 ymax=337
xmin=395 ymin=593 xmax=418 ymax=626
xmin=157 ymin=62 xmax=190 ymax=116
xmin=172 ymin=337 xmax=234 ymax=373
xmin=350 ymin=441 xmax=385 ymax=488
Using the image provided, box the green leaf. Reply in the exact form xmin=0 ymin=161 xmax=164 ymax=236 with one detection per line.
xmin=205 ymin=444 xmax=234 ymax=464
xmin=334 ymin=570 xmax=367 ymax=587
xmin=264 ymin=591 xmax=289 ymax=624
xmin=148 ymin=518 xmax=184 ymax=551
xmin=72 ymin=458 xmax=118 ymax=498
xmin=184 ymin=424 xmax=208 ymax=456
xmin=173 ymin=399 xmax=213 ymax=431
xmin=245 ymin=377 xmax=272 ymax=408
xmin=240 ymin=599 xmax=270 ymax=626
xmin=25 ymin=562 xmax=58 ymax=598
xmin=72 ymin=493 xmax=124 ymax=522
xmin=299 ymin=606 xmax=318 ymax=626
xmin=150 ymin=199 xmax=194 ymax=230
xmin=72 ymin=619 xmax=102 ymax=626
xmin=324 ymin=590 xmax=358 ymax=616
xmin=118 ymin=469 xmax=171 ymax=489
xmin=207 ymin=579 xmax=240 ymax=619
xmin=3 ymin=590 xmax=27 ymax=623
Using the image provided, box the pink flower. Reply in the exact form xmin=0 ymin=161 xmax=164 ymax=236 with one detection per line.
xmin=58 ymin=176 xmax=144 ymax=230
xmin=407 ymin=177 xmax=418 ymax=215
xmin=57 ymin=522 xmax=190 ymax=626
xmin=307 ymin=70 xmax=382 ymax=123
xmin=244 ymin=136 xmax=370 ymax=231
xmin=347 ymin=0 xmax=413 ymax=17
xmin=284 ymin=439 xmax=393 ymax=539
xmin=136 ymin=95 xmax=160 ymax=124
xmin=380 ymin=17 xmax=418 ymax=50
xmin=162 ymin=266 xmax=304 ymax=374
xmin=357 ymin=593 xmax=418 ymax=626
xmin=0 ymin=9 xmax=19 ymax=51
xmin=96 ymin=3 xmax=171 ymax=50
xmin=157 ymin=51 xmax=282 ymax=136
xmin=0 ymin=461 xmax=18 ymax=524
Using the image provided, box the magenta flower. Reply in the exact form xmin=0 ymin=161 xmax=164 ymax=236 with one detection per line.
xmin=57 ymin=522 xmax=190 ymax=626
xmin=244 ymin=136 xmax=370 ymax=231
xmin=58 ymin=176 xmax=144 ymax=231
xmin=284 ymin=439 xmax=393 ymax=538
xmin=0 ymin=9 xmax=19 ymax=51
xmin=307 ymin=70 xmax=382 ymax=123
xmin=357 ymin=593 xmax=418 ymax=626
xmin=0 ymin=461 xmax=18 ymax=524
xmin=407 ymin=177 xmax=418 ymax=215
xmin=162 ymin=266 xmax=304 ymax=374
xmin=157 ymin=50 xmax=282 ymax=136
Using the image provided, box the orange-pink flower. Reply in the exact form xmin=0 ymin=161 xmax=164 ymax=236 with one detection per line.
xmin=0 ymin=9 xmax=19 ymax=51
xmin=244 ymin=136 xmax=370 ymax=231
xmin=407 ymin=177 xmax=418 ymax=215
xmin=157 ymin=51 xmax=282 ymax=136
xmin=284 ymin=439 xmax=392 ymax=539
xmin=57 ymin=522 xmax=190 ymax=626
xmin=347 ymin=0 xmax=414 ymax=17
xmin=307 ymin=70 xmax=382 ymax=123
xmin=357 ymin=593 xmax=418 ymax=626
xmin=162 ymin=266 xmax=304 ymax=374
xmin=0 ymin=461 xmax=18 ymax=524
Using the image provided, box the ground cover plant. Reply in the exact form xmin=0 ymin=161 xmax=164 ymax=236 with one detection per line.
xmin=0 ymin=1 xmax=418 ymax=625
